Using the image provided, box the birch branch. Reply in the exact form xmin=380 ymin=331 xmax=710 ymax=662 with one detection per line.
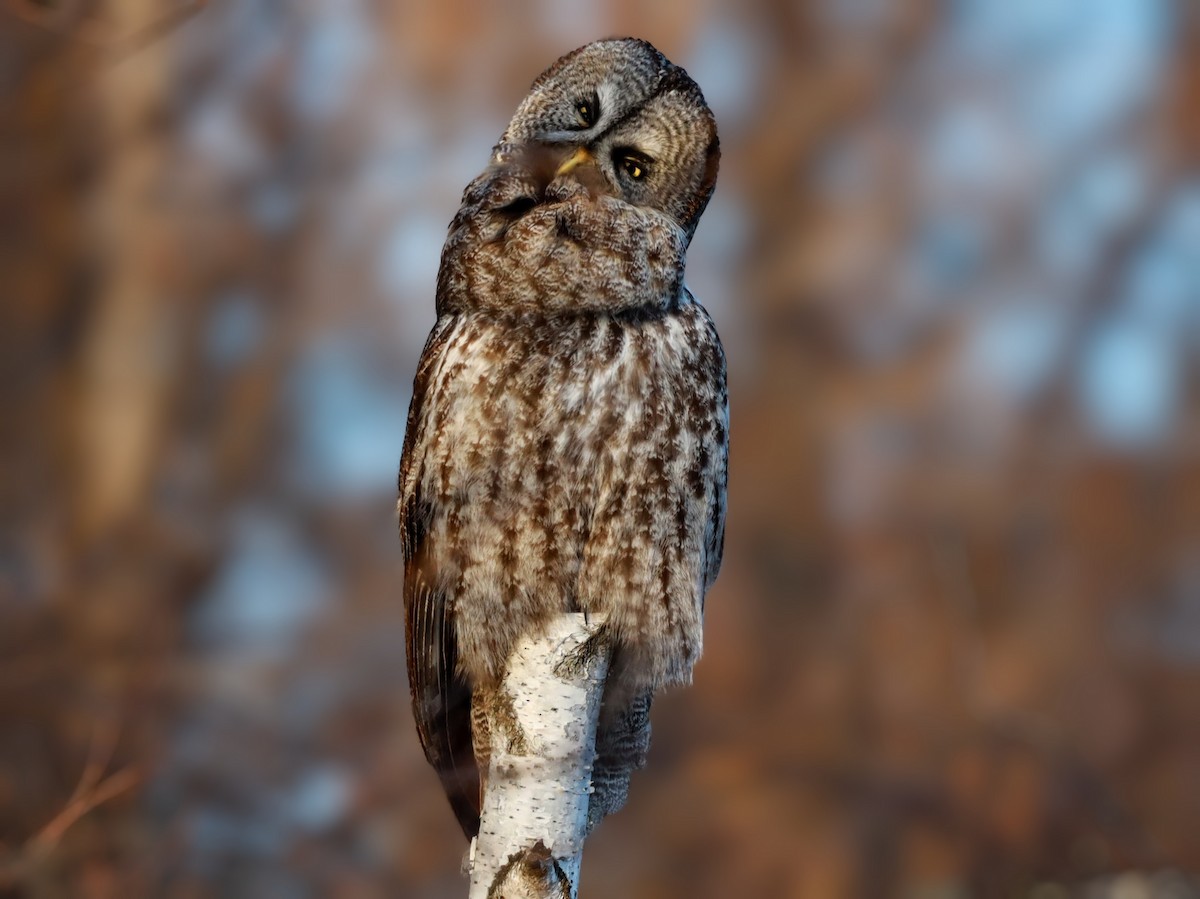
xmin=467 ymin=612 xmax=610 ymax=899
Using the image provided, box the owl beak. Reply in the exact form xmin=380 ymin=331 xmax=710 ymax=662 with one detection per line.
xmin=555 ymin=146 xmax=593 ymax=177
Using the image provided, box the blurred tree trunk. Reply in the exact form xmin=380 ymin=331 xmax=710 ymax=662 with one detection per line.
xmin=77 ymin=0 xmax=179 ymax=539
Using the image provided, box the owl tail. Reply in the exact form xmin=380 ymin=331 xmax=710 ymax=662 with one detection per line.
xmin=406 ymin=575 xmax=481 ymax=838
xmin=411 ymin=659 xmax=480 ymax=839
xmin=432 ymin=679 xmax=481 ymax=839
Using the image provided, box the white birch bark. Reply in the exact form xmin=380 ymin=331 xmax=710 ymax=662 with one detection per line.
xmin=467 ymin=613 xmax=610 ymax=899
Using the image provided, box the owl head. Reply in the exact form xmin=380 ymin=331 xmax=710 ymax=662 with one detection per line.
xmin=495 ymin=38 xmax=720 ymax=245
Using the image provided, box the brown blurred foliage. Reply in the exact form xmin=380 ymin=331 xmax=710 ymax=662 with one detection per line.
xmin=1 ymin=1 xmax=1199 ymax=897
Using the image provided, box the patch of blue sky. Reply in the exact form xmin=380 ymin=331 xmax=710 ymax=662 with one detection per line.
xmin=289 ymin=338 xmax=408 ymax=501
xmin=1162 ymin=183 xmax=1200 ymax=250
xmin=684 ymin=18 xmax=762 ymax=133
xmin=946 ymin=0 xmax=1168 ymax=152
xmin=922 ymin=102 xmax=1012 ymax=196
xmin=539 ymin=0 xmax=609 ymax=49
xmin=1078 ymin=316 xmax=1180 ymax=447
xmin=378 ymin=215 xmax=445 ymax=304
xmin=1037 ymin=149 xmax=1147 ymax=277
xmin=192 ymin=510 xmax=332 ymax=659
xmin=959 ymin=297 xmax=1068 ymax=403
xmin=1018 ymin=0 xmax=1167 ymax=148
xmin=205 ymin=290 xmax=266 ymax=371
xmin=284 ymin=764 xmax=354 ymax=833
xmin=1123 ymin=240 xmax=1196 ymax=329
xmin=822 ymin=0 xmax=893 ymax=31
xmin=248 ymin=179 xmax=302 ymax=234
xmin=187 ymin=805 xmax=288 ymax=864
xmin=186 ymin=101 xmax=265 ymax=176
xmin=289 ymin=1 xmax=375 ymax=124
xmin=903 ymin=213 xmax=990 ymax=299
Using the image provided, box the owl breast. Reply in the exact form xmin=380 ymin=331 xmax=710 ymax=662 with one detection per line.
xmin=405 ymin=298 xmax=727 ymax=690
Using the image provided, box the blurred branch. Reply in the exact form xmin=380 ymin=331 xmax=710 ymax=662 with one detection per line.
xmin=0 ymin=720 xmax=141 ymax=889
xmin=27 ymin=719 xmax=138 ymax=854
xmin=28 ymin=767 xmax=141 ymax=855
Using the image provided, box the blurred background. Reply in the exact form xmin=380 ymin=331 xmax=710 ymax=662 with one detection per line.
xmin=2 ymin=0 xmax=1198 ymax=897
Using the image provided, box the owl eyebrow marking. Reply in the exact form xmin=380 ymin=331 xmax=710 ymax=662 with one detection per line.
xmin=614 ymin=147 xmax=655 ymax=165
xmin=597 ymin=66 xmax=703 ymax=140
xmin=595 ymin=82 xmax=618 ymax=124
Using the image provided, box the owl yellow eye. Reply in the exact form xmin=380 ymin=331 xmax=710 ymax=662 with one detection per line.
xmin=620 ymin=155 xmax=648 ymax=180
xmin=575 ymin=96 xmax=597 ymax=128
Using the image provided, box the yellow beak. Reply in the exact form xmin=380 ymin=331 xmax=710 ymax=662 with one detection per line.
xmin=555 ymin=146 xmax=593 ymax=177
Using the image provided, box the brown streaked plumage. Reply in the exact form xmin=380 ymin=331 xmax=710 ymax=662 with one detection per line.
xmin=399 ymin=37 xmax=727 ymax=839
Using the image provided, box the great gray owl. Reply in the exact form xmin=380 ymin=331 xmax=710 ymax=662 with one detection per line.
xmin=399 ymin=37 xmax=727 ymax=838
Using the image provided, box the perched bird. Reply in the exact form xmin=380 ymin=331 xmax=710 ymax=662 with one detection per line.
xmin=399 ymin=37 xmax=727 ymax=838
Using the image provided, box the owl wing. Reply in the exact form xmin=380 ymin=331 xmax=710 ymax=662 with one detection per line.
xmin=696 ymin=295 xmax=728 ymax=597
xmin=400 ymin=316 xmax=481 ymax=839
